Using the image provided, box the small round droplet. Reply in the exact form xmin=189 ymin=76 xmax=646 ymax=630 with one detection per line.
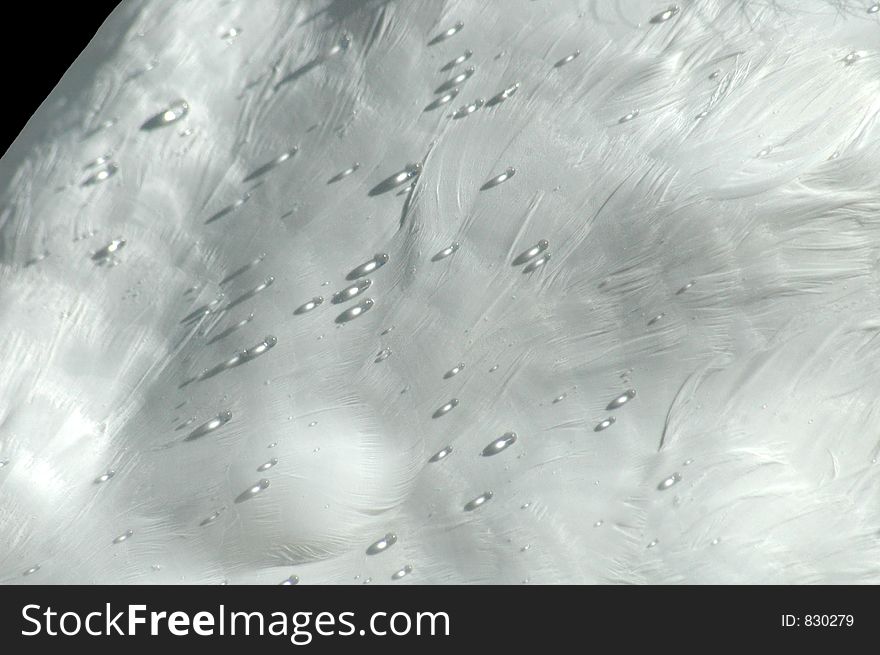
xmin=464 ymin=492 xmax=493 ymax=511
xmin=594 ymin=417 xmax=615 ymax=432
xmin=432 ymin=399 xmax=459 ymax=418
xmin=481 ymin=432 xmax=517 ymax=457
xmin=606 ymin=389 xmax=636 ymax=410
xmin=366 ymin=533 xmax=398 ymax=555
xmin=428 ymin=445 xmax=453 ymax=463
xmin=391 ymin=565 xmax=413 ymax=580
xmin=657 ymin=472 xmax=682 ymax=491
xmin=234 ymin=479 xmax=270 ymax=504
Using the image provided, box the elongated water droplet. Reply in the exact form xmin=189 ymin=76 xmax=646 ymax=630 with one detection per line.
xmin=619 ymin=110 xmax=640 ymax=123
xmin=657 ymin=472 xmax=682 ymax=491
xmin=141 ymin=99 xmax=189 ymax=130
xmin=481 ymin=167 xmax=515 ymax=190
xmin=294 ymin=296 xmax=324 ymax=315
xmin=347 ymin=254 xmax=389 ymax=280
xmin=93 ymin=470 xmax=116 ymax=484
xmin=648 ymin=313 xmax=665 ymax=326
xmin=332 ymin=279 xmax=372 ymax=304
xmin=443 ymin=363 xmax=464 ymax=379
xmin=280 ymin=575 xmax=300 ymax=585
xmin=432 ymin=242 xmax=460 ymax=262
xmin=650 ymin=6 xmax=680 ymax=23
xmin=432 ymin=399 xmax=459 ymax=418
xmin=428 ymin=20 xmax=463 ymax=45
xmin=369 ymin=165 xmax=421 ymax=196
xmin=113 ymin=530 xmax=133 ymax=544
xmin=82 ymin=162 xmax=118 ymax=186
xmin=335 ymin=298 xmax=374 ymax=323
xmin=200 ymin=510 xmax=224 ymax=527
xmin=92 ymin=239 xmax=126 ymax=265
xmin=441 ymin=49 xmax=472 ymax=71
xmin=23 ymin=565 xmax=40 ymax=577
xmin=512 ymin=240 xmax=548 ymax=266
xmin=869 ymin=3 xmax=880 ymax=14
xmin=522 ymin=253 xmax=550 ymax=273
xmin=244 ymin=147 xmax=298 ymax=183
xmin=257 ymin=458 xmax=278 ymax=472
xmin=234 ymin=479 xmax=270 ymax=504
xmin=554 ymin=50 xmax=580 ymax=68
xmin=436 ymin=66 xmax=475 ymax=94
xmin=327 ymin=163 xmax=359 ymax=184
xmin=606 ymin=389 xmax=636 ymax=410
xmin=452 ymin=98 xmax=484 ymax=119
xmin=486 ymin=82 xmax=520 ymax=107
xmin=391 ymin=565 xmax=413 ymax=580
xmin=226 ymin=276 xmax=274 ymax=310
xmin=366 ymin=533 xmax=398 ymax=555
xmin=425 ymin=88 xmax=460 ymax=112
xmin=429 ymin=445 xmax=453 ymax=463
xmin=464 ymin=491 xmax=493 ymax=511
xmin=375 ymin=347 xmax=392 ymax=363
xmin=594 ymin=417 xmax=615 ymax=432
xmin=676 ymin=281 xmax=695 ymax=294
xmin=481 ymin=432 xmax=517 ymax=456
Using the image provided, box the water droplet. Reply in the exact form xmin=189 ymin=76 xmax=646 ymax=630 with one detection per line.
xmin=391 ymin=565 xmax=413 ymax=580
xmin=294 ymin=296 xmax=324 ymax=315
xmin=676 ymin=281 xmax=695 ymax=294
xmin=618 ymin=110 xmax=640 ymax=123
xmin=522 ymin=253 xmax=550 ymax=273
xmin=870 ymin=3 xmax=880 ymax=14
xmin=443 ymin=363 xmax=465 ymax=379
xmin=184 ymin=410 xmax=232 ymax=441
xmin=368 ymin=164 xmax=421 ymax=196
xmin=647 ymin=313 xmax=665 ymax=326
xmin=141 ymin=99 xmax=189 ymax=130
xmin=552 ymin=393 xmax=567 ymax=404
xmin=309 ymin=421 xmax=318 ymax=427
xmin=327 ymin=163 xmax=360 ymax=184
xmin=441 ymin=49 xmax=472 ymax=71
xmin=375 ymin=347 xmax=392 ymax=363
xmin=843 ymin=51 xmax=861 ymax=66
xmin=489 ymin=365 xmax=499 ymax=372
xmin=81 ymin=162 xmax=118 ymax=186
xmin=512 ymin=239 xmax=548 ymax=266
xmin=280 ymin=575 xmax=300 ymax=585
xmin=647 ymin=539 xmax=659 ymax=549
xmin=113 ymin=530 xmax=133 ymax=544
xmin=94 ymin=470 xmax=116 ymax=484
xmin=432 ymin=242 xmax=460 ymax=262
xmin=207 ymin=313 xmax=255 ymax=345
xmin=428 ymin=20 xmax=463 ymax=45
xmin=234 ymin=479 xmax=270 ymax=504
xmin=554 ymin=50 xmax=580 ymax=68
xmin=332 ymin=279 xmax=372 ymax=304
xmin=481 ymin=167 xmax=516 ymax=190
xmin=593 ymin=520 xmax=604 ymax=528
xmin=432 ymin=399 xmax=459 ymax=418
xmin=650 ymin=6 xmax=680 ymax=23
xmin=366 ymin=533 xmax=398 ymax=555
xmin=424 ymin=88 xmax=460 ymax=112
xmin=594 ymin=417 xmax=615 ymax=432
xmin=657 ymin=472 xmax=682 ymax=491
xmin=91 ymin=239 xmax=126 ymax=266
xmin=225 ymin=276 xmax=275 ymax=311
xmin=220 ymin=27 xmax=242 ymax=40
xmin=481 ymin=432 xmax=517 ymax=456
xmin=606 ymin=389 xmax=636 ymax=410
xmin=464 ymin=491 xmax=493 ymax=511
xmin=486 ymin=82 xmax=520 ymax=107
xmin=335 ymin=298 xmax=375 ymax=323
xmin=346 ymin=254 xmax=389 ymax=280
xmin=243 ymin=147 xmax=298 ymax=183
xmin=200 ymin=510 xmax=224 ymax=527
xmin=711 ymin=537 xmax=721 ymax=546
xmin=428 ymin=445 xmax=453 ymax=463
xmin=436 ymin=66 xmax=475 ymax=94
xmin=452 ymin=98 xmax=484 ymax=119
xmin=257 ymin=458 xmax=278 ymax=472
